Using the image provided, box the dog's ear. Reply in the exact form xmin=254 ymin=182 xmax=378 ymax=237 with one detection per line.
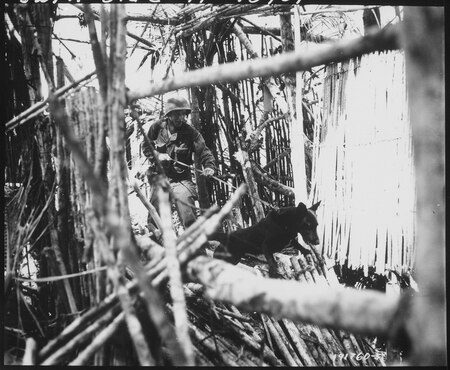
xmin=296 ymin=202 xmax=308 ymax=216
xmin=309 ymin=201 xmax=321 ymax=212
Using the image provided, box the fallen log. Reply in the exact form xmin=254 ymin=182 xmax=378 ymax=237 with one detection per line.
xmin=186 ymin=256 xmax=400 ymax=337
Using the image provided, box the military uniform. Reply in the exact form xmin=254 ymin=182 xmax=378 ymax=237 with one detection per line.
xmin=142 ymin=110 xmax=216 ymax=228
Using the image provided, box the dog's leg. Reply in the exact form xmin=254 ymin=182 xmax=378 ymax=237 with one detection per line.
xmin=292 ymin=238 xmax=312 ymax=256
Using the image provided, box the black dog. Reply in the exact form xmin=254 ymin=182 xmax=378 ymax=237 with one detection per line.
xmin=210 ymin=201 xmax=321 ymax=277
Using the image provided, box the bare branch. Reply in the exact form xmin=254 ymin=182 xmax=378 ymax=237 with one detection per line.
xmin=128 ymin=23 xmax=400 ymax=102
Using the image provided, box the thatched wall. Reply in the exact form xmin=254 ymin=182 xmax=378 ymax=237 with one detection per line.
xmin=311 ymin=50 xmax=415 ymax=276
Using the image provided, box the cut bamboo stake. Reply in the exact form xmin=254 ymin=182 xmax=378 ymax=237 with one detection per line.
xmin=281 ymin=319 xmax=316 ymax=366
xmin=290 ymin=256 xmax=306 ymax=282
xmin=212 ymin=332 xmax=257 ymax=367
xmin=338 ymin=331 xmax=361 ymax=366
xmin=220 ymin=314 xmax=283 ymax=366
xmin=306 ymin=254 xmax=327 ymax=287
xmin=349 ymin=333 xmax=369 ymax=366
xmin=294 ymin=324 xmax=326 ymax=365
xmin=263 ymin=314 xmax=297 ymax=366
xmin=297 ymin=255 xmax=315 ymax=284
xmin=189 ymin=325 xmax=239 ymax=367
xmin=271 ymin=318 xmax=303 ymax=366
xmin=228 ymin=305 xmax=261 ymax=341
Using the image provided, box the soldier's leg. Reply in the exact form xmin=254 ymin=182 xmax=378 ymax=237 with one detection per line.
xmin=171 ymin=180 xmax=198 ymax=229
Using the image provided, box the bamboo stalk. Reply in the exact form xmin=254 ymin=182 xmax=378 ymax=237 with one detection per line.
xmin=306 ymin=254 xmax=327 ymax=287
xmin=292 ymin=254 xmax=348 ymax=366
xmin=189 ymin=324 xmax=240 ymax=366
xmin=215 ymin=307 xmax=251 ymax=322
xmin=129 ymin=23 xmax=400 ymax=101
xmin=42 ymin=191 xmax=241 ymax=361
xmin=131 ymin=180 xmax=163 ymax=231
xmin=69 ymin=311 xmax=126 ymax=366
xmin=294 ymin=324 xmax=326 ymax=365
xmin=5 ymin=70 xmax=96 ymax=132
xmin=41 ymin=303 xmax=122 ymax=365
xmin=237 ymin=135 xmax=265 ymax=221
xmin=252 ymin=162 xmax=295 ymax=197
xmin=157 ymin=184 xmax=195 ymax=365
xmin=281 ymin=319 xmax=316 ymax=366
xmin=271 ymin=318 xmax=303 ymax=366
xmin=221 ymin=314 xmax=283 ymax=366
xmin=262 ymin=314 xmax=297 ymax=366
xmin=83 ymin=5 xmax=107 ymax=99
xmin=349 ymin=333 xmax=370 ymax=366
xmin=233 ymin=22 xmax=289 ymax=113
xmin=38 ymin=284 xmax=119 ymax=360
xmin=228 ymin=305 xmax=263 ymax=343
xmin=338 ymin=331 xmax=361 ymax=366
xmin=49 ymin=96 xmax=108 ymax=213
xmin=296 ymin=255 xmax=315 ymax=284
xmin=116 ymin=282 xmax=155 ymax=366
xmin=193 ymin=346 xmax=215 ymax=367
xmin=22 ymin=338 xmax=38 ymax=365
xmin=111 ymin=214 xmax=189 ymax=366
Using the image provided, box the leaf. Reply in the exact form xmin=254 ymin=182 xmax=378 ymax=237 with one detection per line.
xmin=137 ymin=52 xmax=151 ymax=71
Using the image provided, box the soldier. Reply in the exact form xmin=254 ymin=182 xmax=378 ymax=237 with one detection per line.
xmin=141 ymin=96 xmax=216 ymax=228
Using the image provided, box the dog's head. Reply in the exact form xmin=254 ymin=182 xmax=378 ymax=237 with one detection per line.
xmin=294 ymin=201 xmax=321 ymax=245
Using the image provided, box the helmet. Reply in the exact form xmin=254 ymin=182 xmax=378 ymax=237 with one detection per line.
xmin=164 ymin=97 xmax=191 ymax=117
